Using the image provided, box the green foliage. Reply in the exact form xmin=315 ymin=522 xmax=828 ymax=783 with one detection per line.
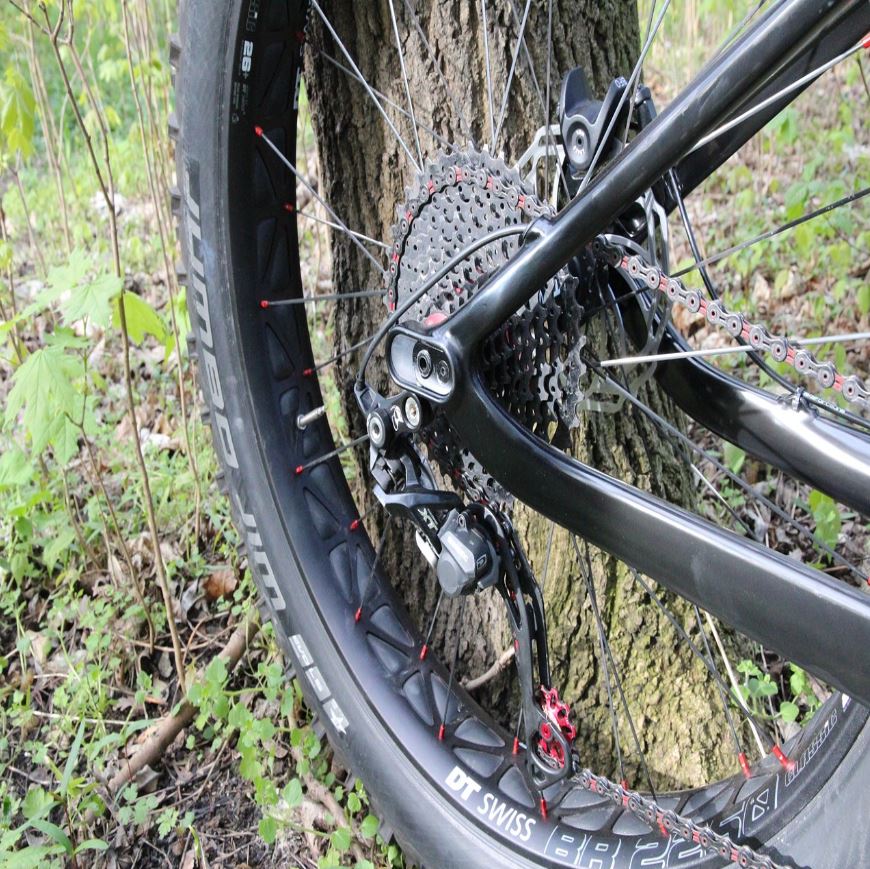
xmin=0 ymin=66 xmax=35 ymax=160
xmin=5 ymin=336 xmax=87 ymax=460
xmin=807 ymin=490 xmax=842 ymax=550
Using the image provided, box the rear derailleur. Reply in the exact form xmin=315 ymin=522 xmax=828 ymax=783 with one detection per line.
xmin=356 ymin=383 xmax=576 ymax=791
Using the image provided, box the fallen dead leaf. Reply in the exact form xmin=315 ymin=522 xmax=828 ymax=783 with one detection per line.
xmin=203 ymin=568 xmax=237 ymax=602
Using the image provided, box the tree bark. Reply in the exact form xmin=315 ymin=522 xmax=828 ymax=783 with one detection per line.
xmin=304 ymin=1 xmax=733 ymax=788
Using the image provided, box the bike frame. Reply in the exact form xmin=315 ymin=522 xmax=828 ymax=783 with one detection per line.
xmin=389 ymin=0 xmax=870 ymax=704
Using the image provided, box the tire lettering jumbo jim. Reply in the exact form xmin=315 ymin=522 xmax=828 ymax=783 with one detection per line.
xmin=183 ymin=158 xmax=286 ymax=613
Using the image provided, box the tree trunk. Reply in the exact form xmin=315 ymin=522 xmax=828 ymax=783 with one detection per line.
xmin=304 ymin=1 xmax=733 ymax=789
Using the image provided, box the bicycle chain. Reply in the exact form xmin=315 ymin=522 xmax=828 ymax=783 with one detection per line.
xmin=578 ymin=770 xmax=785 ymax=869
xmin=598 ymin=242 xmax=870 ymax=410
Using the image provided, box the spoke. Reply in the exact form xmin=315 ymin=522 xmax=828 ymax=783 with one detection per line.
xmin=577 ymin=0 xmax=672 ymax=195
xmin=702 ymin=611 xmax=766 ymax=756
xmin=584 ymin=360 xmax=867 ymax=584
xmin=297 ymin=208 xmax=391 ymax=251
xmin=692 ymin=605 xmax=751 ymax=774
xmin=598 ymin=331 xmax=870 ymax=368
xmin=572 ymin=536 xmax=626 ymax=783
xmin=304 ymin=331 xmax=376 ymax=378
xmin=387 ymin=0 xmax=424 ymax=167
xmin=318 ymin=50 xmax=455 ymax=153
xmin=356 ymin=520 xmax=392 ymax=622
xmin=439 ymin=597 xmax=467 ymax=740
xmin=261 ymin=289 xmax=385 ymax=308
xmin=493 ymin=0 xmax=532 ymax=152
xmin=512 ymin=708 xmax=524 ymax=755
xmin=401 ymin=0 xmax=476 ymax=144
xmin=691 ymin=39 xmax=867 ymax=153
xmin=255 ymin=127 xmax=387 ymax=276
xmin=667 ymin=167 xmax=801 ymax=400
xmin=357 ymin=225 xmax=524 ymax=381
xmin=574 ymin=537 xmax=655 ymax=795
xmin=713 ymin=1 xmax=769 ymax=61
xmin=689 ymin=464 xmax=757 ymax=539
xmin=480 ymin=0 xmax=496 ymax=145
xmin=309 ymin=0 xmax=422 ymax=173
xmin=672 ymin=185 xmax=870 ymax=278
xmin=294 ymin=434 xmax=369 ymax=476
xmin=627 ymin=565 xmax=772 ymax=754
xmin=505 ymin=0 xmax=570 ymax=200
xmin=419 ymin=589 xmax=444 ymax=661
xmin=544 ymin=0 xmax=553 ymax=190
xmin=620 ymin=0 xmax=659 ymax=150
xmin=667 ymin=173 xmax=870 ymax=428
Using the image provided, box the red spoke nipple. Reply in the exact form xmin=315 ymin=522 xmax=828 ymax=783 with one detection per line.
xmin=283 ymin=202 xmax=295 ymax=213
xmin=419 ymin=643 xmax=428 ymax=661
xmin=512 ymin=737 xmax=520 ymax=755
xmin=437 ymin=723 xmax=445 ymax=741
xmin=863 ymin=33 xmax=870 ymax=49
xmin=539 ymin=798 xmax=548 ymax=819
xmin=303 ymin=368 xmax=314 ymax=377
xmin=620 ymin=778 xmax=630 ymax=791
xmin=772 ymin=745 xmax=795 ymax=771
xmin=254 ymin=125 xmax=264 ymax=137
xmin=349 ymin=518 xmax=361 ymax=532
xmin=294 ymin=465 xmax=305 ymax=476
xmin=259 ymin=299 xmax=270 ymax=309
xmin=354 ymin=607 xmax=362 ymax=624
xmin=738 ymin=752 xmax=752 ymax=778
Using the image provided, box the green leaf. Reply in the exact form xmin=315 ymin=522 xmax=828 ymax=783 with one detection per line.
xmin=113 ymin=292 xmax=167 ymax=344
xmin=330 ymin=827 xmax=351 ymax=853
xmin=5 ymin=345 xmax=84 ymax=456
xmin=258 ymin=815 xmax=278 ymax=845
xmin=75 ymin=838 xmax=109 ymax=855
xmin=359 ymin=814 xmax=379 ymax=839
xmin=0 ymin=67 xmax=36 ymax=159
xmin=755 ymin=678 xmax=778 ymax=698
xmin=62 ymin=273 xmax=123 ymax=329
xmin=0 ymin=444 xmax=34 ymax=488
xmin=779 ymin=701 xmax=800 ymax=723
xmin=857 ymin=284 xmax=870 ymax=317
xmin=21 ymin=787 xmax=53 ymax=821
xmin=42 ymin=528 xmax=76 ymax=571
xmin=722 ymin=443 xmax=745 ymax=475
xmin=736 ymin=659 xmax=761 ymax=678
xmin=3 ymin=844 xmax=65 ymax=868
xmin=42 ymin=251 xmax=91 ymax=305
xmin=27 ymin=819 xmax=73 ymax=855
xmin=789 ymin=665 xmax=811 ymax=697
xmin=282 ymin=778 xmax=303 ymax=808
xmin=60 ymin=720 xmax=87 ymax=795
xmin=808 ymin=489 xmax=842 ymax=549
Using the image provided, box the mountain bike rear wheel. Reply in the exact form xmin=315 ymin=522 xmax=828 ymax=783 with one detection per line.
xmin=174 ymin=1 xmax=870 ymax=866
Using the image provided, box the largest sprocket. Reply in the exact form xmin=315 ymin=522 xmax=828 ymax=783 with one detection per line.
xmin=387 ymin=149 xmax=587 ymax=503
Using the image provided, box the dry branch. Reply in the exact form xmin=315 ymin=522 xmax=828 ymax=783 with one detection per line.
xmin=105 ymin=615 xmax=259 ymax=796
